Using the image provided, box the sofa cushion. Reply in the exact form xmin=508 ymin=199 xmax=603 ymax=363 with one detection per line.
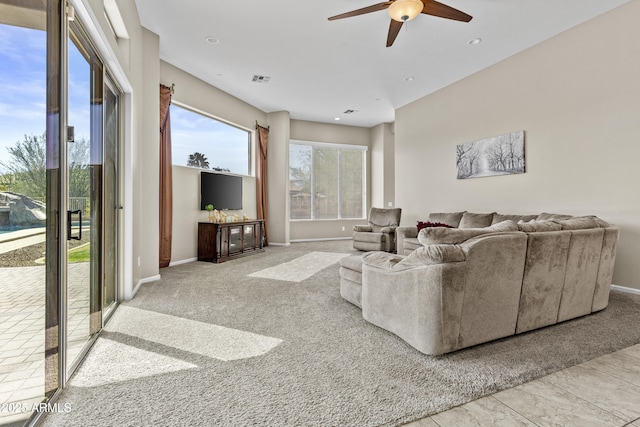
xmin=517 ymin=220 xmax=563 ymax=232
xmin=417 ymin=221 xmax=454 ymax=231
xmin=590 ymin=216 xmax=611 ymax=228
xmin=492 ymin=213 xmax=538 ymax=225
xmin=427 ymin=212 xmax=465 ymax=228
xmin=459 ymin=212 xmax=496 ymax=229
xmin=361 ymin=252 xmax=404 ymax=269
xmin=536 ymin=212 xmax=573 ymax=221
xmin=353 ymin=225 xmax=372 ymax=232
xmin=362 ymin=245 xmax=466 ymax=272
xmin=418 ymin=220 xmax=518 ymax=245
xmin=403 ymin=237 xmax=422 ymax=255
xmin=400 ymin=244 xmax=466 ymax=267
xmin=558 ymin=217 xmax=601 ymax=230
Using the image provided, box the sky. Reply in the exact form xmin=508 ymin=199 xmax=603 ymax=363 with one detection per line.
xmin=0 ymin=24 xmax=91 ymax=172
xmin=0 ymin=23 xmax=248 ymax=176
xmin=0 ymin=24 xmax=47 ymax=170
xmin=170 ymin=104 xmax=249 ymax=175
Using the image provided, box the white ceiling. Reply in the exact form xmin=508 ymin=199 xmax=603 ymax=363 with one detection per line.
xmin=134 ymin=0 xmax=630 ymax=128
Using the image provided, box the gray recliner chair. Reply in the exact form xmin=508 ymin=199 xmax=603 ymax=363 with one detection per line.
xmin=352 ymin=207 xmax=402 ymax=253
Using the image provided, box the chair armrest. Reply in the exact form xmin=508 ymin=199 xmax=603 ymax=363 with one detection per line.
xmin=396 ymin=226 xmax=418 ymax=238
xmin=396 ymin=226 xmax=418 ymax=255
xmin=363 ymin=245 xmax=466 ymax=272
xmin=362 ymin=252 xmax=405 ymax=270
xmin=353 ymin=225 xmax=373 ymax=232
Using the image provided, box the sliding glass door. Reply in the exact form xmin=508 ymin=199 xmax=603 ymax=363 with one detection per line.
xmin=65 ymin=24 xmax=103 ymax=373
xmin=0 ymin=1 xmax=122 ymax=424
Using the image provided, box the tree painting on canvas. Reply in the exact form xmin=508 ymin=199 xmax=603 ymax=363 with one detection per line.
xmin=456 ymin=130 xmax=525 ymax=179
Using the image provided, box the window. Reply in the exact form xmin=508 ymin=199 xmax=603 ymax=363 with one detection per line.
xmin=170 ymin=103 xmax=250 ymax=175
xmin=290 ymin=141 xmax=366 ymax=220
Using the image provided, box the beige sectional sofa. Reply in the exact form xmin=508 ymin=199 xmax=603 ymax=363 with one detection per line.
xmin=339 ymin=211 xmax=618 ymax=356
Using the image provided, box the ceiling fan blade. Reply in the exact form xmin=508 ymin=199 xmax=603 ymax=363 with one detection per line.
xmin=328 ymin=2 xmax=392 ymax=21
xmin=386 ymin=19 xmax=404 ymax=47
xmin=421 ymin=0 xmax=472 ymax=22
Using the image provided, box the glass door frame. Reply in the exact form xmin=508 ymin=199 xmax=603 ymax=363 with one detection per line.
xmin=42 ymin=0 xmax=122 ymax=413
xmin=102 ymin=72 xmax=122 ymax=323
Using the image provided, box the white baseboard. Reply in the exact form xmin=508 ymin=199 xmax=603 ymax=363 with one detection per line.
xmin=129 ymin=274 xmax=161 ymax=300
xmin=267 ymin=242 xmax=290 ymax=247
xmin=290 ymin=237 xmax=352 ymax=243
xmin=169 ymin=257 xmax=197 ymax=267
xmin=611 ymin=284 xmax=640 ymax=295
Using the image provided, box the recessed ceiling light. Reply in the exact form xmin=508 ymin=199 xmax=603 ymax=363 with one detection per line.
xmin=468 ymin=38 xmax=482 ymax=45
xmin=404 ymin=76 xmax=415 ymax=82
xmin=334 ymin=117 xmax=341 ymax=121
xmin=205 ymin=36 xmax=219 ymax=44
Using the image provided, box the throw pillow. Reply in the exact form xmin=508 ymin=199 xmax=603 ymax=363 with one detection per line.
xmin=416 ymin=221 xmax=454 ymax=231
xmin=557 ymin=217 xmax=601 ymax=230
xmin=427 ymin=211 xmax=465 ymax=228
xmin=492 ymin=213 xmax=538 ymax=225
xmin=459 ymin=212 xmax=496 ymax=229
xmin=516 ymin=220 xmax=563 ymax=232
xmin=394 ymin=244 xmax=466 ymax=270
xmin=536 ymin=212 xmax=573 ymax=221
xmin=418 ymin=220 xmax=518 ymax=245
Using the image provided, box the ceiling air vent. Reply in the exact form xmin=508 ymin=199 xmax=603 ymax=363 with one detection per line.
xmin=343 ymin=109 xmax=357 ymax=114
xmin=252 ymin=75 xmax=271 ymax=84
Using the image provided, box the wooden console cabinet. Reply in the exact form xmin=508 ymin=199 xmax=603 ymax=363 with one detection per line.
xmin=198 ymin=219 xmax=264 ymax=263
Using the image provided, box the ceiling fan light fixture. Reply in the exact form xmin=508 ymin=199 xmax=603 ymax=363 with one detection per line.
xmin=388 ymin=0 xmax=423 ymax=22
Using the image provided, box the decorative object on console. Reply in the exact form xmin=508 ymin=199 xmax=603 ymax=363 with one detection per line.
xmin=205 ymin=204 xmax=214 ymax=222
xmin=456 ymin=130 xmax=525 ymax=180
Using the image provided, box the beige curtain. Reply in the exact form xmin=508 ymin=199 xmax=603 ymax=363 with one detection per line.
xmin=159 ymin=84 xmax=173 ymax=268
xmin=256 ymin=123 xmax=269 ymax=246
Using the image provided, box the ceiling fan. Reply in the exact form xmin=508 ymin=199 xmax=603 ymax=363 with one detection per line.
xmin=328 ymin=0 xmax=472 ymax=47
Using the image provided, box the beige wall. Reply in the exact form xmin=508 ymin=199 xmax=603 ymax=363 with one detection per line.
xmin=160 ymin=62 xmax=268 ymax=132
xmin=395 ymin=1 xmax=640 ymax=289
xmin=371 ymin=123 xmax=395 ymax=210
xmin=171 ymin=166 xmax=256 ymax=263
xmin=134 ymin=28 xmax=161 ymax=286
xmin=266 ymin=111 xmax=291 ymax=245
xmin=289 ymin=120 xmax=372 ymax=241
xmin=160 ymin=62 xmax=267 ymax=262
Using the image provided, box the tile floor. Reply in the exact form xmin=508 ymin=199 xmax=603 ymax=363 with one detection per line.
xmin=406 ymin=343 xmax=640 ymax=427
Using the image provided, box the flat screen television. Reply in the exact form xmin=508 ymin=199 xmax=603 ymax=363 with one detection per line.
xmin=200 ymin=172 xmax=243 ymax=210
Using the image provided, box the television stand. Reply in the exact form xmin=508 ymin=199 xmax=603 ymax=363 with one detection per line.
xmin=197 ymin=219 xmax=265 ymax=263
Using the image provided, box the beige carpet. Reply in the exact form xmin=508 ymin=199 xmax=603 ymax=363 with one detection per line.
xmin=248 ymin=251 xmax=349 ymax=282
